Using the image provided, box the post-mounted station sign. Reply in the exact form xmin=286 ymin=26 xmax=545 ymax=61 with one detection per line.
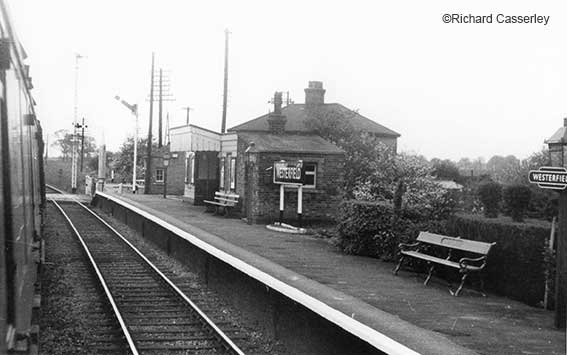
xmin=528 ymin=166 xmax=567 ymax=190
xmin=273 ymin=160 xmax=304 ymax=185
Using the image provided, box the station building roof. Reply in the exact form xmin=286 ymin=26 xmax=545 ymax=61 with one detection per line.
xmin=229 ymin=103 xmax=400 ymax=138
xmin=239 ymin=132 xmax=344 ymax=155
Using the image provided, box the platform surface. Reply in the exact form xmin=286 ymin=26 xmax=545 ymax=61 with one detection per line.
xmin=46 ymin=193 xmax=92 ymax=203
xmin=97 ymin=192 xmax=566 ymax=355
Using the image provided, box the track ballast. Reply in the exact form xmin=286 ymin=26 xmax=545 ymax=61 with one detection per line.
xmin=51 ymin=200 xmax=245 ymax=355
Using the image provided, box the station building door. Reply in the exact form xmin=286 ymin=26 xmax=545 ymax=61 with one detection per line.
xmin=193 ymin=151 xmax=219 ymax=205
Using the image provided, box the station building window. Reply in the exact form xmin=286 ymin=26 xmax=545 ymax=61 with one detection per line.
xmin=184 ymin=156 xmax=189 ymax=183
xmin=230 ymin=157 xmax=236 ymax=190
xmin=303 ymin=162 xmax=317 ymax=188
xmin=185 ymin=153 xmax=195 ymax=184
xmin=190 ymin=155 xmax=195 ymax=184
xmin=219 ymin=157 xmax=225 ymax=189
xmin=156 ymin=168 xmax=164 ymax=182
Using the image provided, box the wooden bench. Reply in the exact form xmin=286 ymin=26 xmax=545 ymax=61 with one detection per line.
xmin=394 ymin=231 xmax=495 ymax=296
xmin=203 ymin=191 xmax=240 ymax=217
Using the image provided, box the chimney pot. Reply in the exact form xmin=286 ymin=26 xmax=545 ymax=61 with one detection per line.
xmin=305 ymin=81 xmax=325 ymax=105
xmin=273 ymin=92 xmax=283 ymax=115
xmin=268 ymin=91 xmax=286 ymax=134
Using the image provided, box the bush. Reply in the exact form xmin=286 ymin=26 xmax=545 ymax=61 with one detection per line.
xmin=526 ymin=187 xmax=557 ymax=220
xmin=444 ymin=213 xmax=552 ymax=306
xmin=477 ymin=181 xmax=502 ymax=218
xmin=502 ymin=185 xmax=532 ymax=222
xmin=336 ymin=200 xmax=441 ymax=260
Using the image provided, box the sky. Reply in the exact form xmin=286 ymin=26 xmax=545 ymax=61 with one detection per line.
xmin=8 ymin=0 xmax=567 ymax=161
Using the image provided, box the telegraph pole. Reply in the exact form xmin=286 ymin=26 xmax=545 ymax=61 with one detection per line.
xmin=147 ymin=66 xmax=174 ymax=149
xmin=145 ymin=53 xmax=155 ymax=194
xmin=158 ymin=69 xmax=163 ymax=148
xmin=165 ymin=112 xmax=170 ymax=145
xmin=221 ymin=28 xmax=230 ymax=133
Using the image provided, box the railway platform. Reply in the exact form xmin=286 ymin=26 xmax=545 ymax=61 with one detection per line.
xmin=46 ymin=193 xmax=92 ymax=203
xmin=94 ymin=191 xmax=565 ymax=355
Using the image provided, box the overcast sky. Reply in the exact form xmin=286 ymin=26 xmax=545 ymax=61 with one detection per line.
xmin=9 ymin=0 xmax=567 ymax=161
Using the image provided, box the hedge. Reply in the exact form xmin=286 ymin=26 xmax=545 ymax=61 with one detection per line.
xmin=444 ymin=214 xmax=553 ymax=306
xmin=336 ymin=200 xmax=555 ymax=307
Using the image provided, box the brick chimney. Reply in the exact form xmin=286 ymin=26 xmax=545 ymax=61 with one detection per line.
xmin=304 ymin=81 xmax=325 ymax=105
xmin=267 ymin=91 xmax=287 ymax=134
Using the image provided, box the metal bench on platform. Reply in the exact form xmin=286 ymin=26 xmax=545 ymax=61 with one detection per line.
xmin=203 ymin=191 xmax=240 ymax=217
xmin=394 ymin=231 xmax=495 ymax=296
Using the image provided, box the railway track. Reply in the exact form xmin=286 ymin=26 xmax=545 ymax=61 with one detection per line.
xmin=45 ymin=184 xmax=65 ymax=194
xmin=50 ymin=199 xmax=245 ymax=355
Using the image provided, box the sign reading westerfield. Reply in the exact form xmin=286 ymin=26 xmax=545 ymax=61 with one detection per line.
xmin=273 ymin=160 xmax=304 ymax=185
xmin=528 ymin=166 xmax=567 ymax=190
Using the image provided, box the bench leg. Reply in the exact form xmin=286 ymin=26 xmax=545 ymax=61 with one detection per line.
xmin=424 ymin=263 xmax=435 ymax=286
xmin=393 ymin=256 xmax=405 ymax=275
xmin=479 ymin=274 xmax=487 ymax=297
xmin=453 ymin=273 xmax=468 ymax=296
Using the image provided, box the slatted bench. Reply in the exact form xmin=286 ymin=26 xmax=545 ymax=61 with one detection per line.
xmin=203 ymin=191 xmax=240 ymax=217
xmin=394 ymin=231 xmax=496 ymax=296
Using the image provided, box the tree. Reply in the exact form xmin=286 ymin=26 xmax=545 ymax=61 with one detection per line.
xmin=471 ymin=157 xmax=487 ymax=176
xmin=51 ymin=129 xmax=73 ymax=160
xmin=113 ymin=137 xmax=157 ymax=181
xmin=355 ymin=146 xmax=456 ymax=219
xmin=486 ymin=155 xmax=521 ymax=184
xmin=304 ymin=106 xmax=392 ymax=196
xmin=477 ymin=181 xmax=502 ymax=218
xmin=518 ymin=149 xmax=550 ymax=184
xmin=503 ymin=185 xmax=532 ymax=222
xmin=457 ymin=157 xmax=473 ymax=175
xmin=304 ymin=106 xmax=455 ymax=217
xmin=51 ymin=129 xmax=97 ymax=161
xmin=431 ymin=158 xmax=461 ymax=181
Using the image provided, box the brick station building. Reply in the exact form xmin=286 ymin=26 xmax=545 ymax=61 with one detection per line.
xmin=166 ymin=81 xmax=400 ymax=224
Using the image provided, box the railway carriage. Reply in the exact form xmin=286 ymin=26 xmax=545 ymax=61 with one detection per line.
xmin=0 ymin=1 xmax=45 ymax=353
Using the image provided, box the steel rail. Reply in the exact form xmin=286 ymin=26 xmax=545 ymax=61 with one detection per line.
xmin=73 ymin=199 xmax=246 ymax=355
xmin=50 ymin=198 xmax=139 ymax=355
xmin=96 ymin=191 xmax=421 ymax=355
xmin=45 ymin=184 xmax=65 ymax=194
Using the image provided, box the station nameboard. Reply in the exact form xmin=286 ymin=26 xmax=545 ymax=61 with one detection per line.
xmin=273 ymin=160 xmax=304 ymax=185
xmin=528 ymin=166 xmax=567 ymax=190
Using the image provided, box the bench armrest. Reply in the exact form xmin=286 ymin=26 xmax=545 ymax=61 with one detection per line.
xmin=459 ymin=256 xmax=487 ymax=270
xmin=398 ymin=241 xmax=420 ymax=251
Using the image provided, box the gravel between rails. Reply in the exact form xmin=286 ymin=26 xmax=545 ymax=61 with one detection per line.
xmin=40 ymin=203 xmax=128 ymax=354
xmin=88 ymin=204 xmax=291 ymax=355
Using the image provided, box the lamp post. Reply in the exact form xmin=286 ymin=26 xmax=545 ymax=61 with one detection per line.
xmin=545 ymin=117 xmax=567 ymax=329
xmin=163 ymin=153 xmax=170 ymax=199
xmin=115 ymin=96 xmax=139 ymax=193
